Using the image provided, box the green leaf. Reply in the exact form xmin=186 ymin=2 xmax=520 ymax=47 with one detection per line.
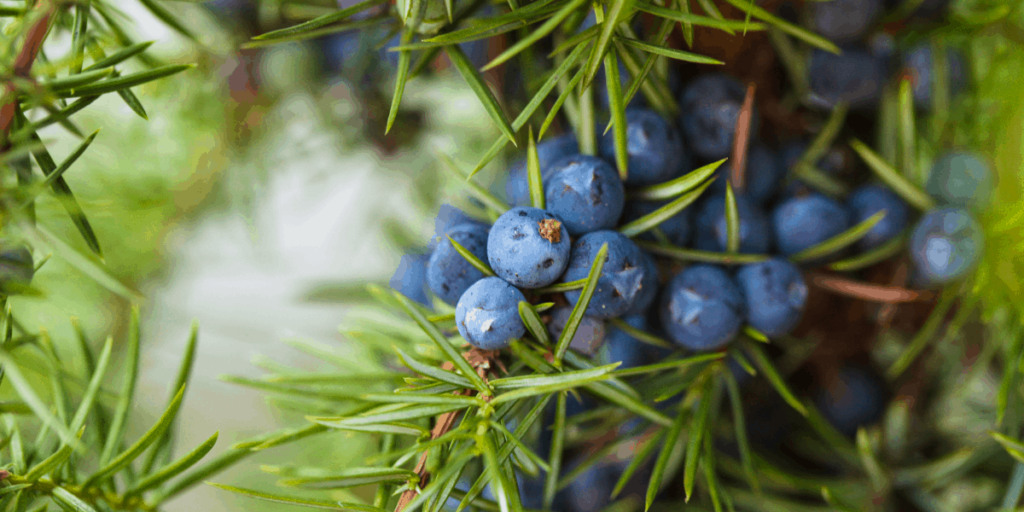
xmin=584 ymin=0 xmax=637 ymax=91
xmin=0 ymin=349 xmax=80 ymax=450
xmin=612 ymin=352 xmax=724 ymax=377
xmin=393 ymin=292 xmax=491 ymax=395
xmin=605 ymin=51 xmax=629 ymax=180
xmin=483 ymin=0 xmax=589 ymax=71
xmin=51 ymin=487 xmax=97 ymax=512
xmin=619 ymin=179 xmax=714 ymax=238
xmin=447 ymin=236 xmax=496 ymax=277
xmin=553 ymin=243 xmax=609 ymax=365
xmin=208 ymin=483 xmax=385 ymax=511
xmin=481 ymin=431 xmax=515 ymax=512
xmin=84 ymin=41 xmax=154 ymax=71
xmin=716 ymin=0 xmax=840 ymax=54
xmin=537 ymin=279 xmax=587 ymax=294
xmin=724 ymin=184 xmax=740 ymax=253
xmin=886 ymin=289 xmax=957 ymax=379
xmin=67 ymin=336 xmax=112 ymax=434
xmin=789 ymin=210 xmax=886 ymax=263
xmin=84 ymin=386 xmax=187 ymax=488
xmin=491 ymin=365 xmax=617 ymax=390
xmin=137 ymin=0 xmax=198 ymax=42
xmin=361 ymin=393 xmax=483 ymax=406
xmin=396 ymin=348 xmax=475 ymax=388
xmin=790 ymin=102 xmax=848 ymax=196
xmin=24 ymin=427 xmax=84 ymax=481
xmin=744 ymin=341 xmax=807 ymax=415
xmin=43 ymin=68 xmax=113 ymax=94
xmin=526 ymin=128 xmax=545 ymax=209
xmin=617 ymin=36 xmax=727 ymax=63
xmin=280 ymin=467 xmax=417 ymax=490
xmin=849 ymin=139 xmax=935 ymax=211
xmin=386 ymin=28 xmax=415 ymax=135
xmin=607 ymin=317 xmax=673 ymax=349
xmin=647 ymin=401 xmax=688 ymax=510
xmin=24 ymin=128 xmax=102 ymax=257
xmin=24 ymin=225 xmax=140 ymax=299
xmin=722 ymin=371 xmax=759 ymax=493
xmin=446 ymin=45 xmax=517 ymax=145
xmin=611 ymin=429 xmax=664 ymax=498
xmin=543 ymin=392 xmax=567 ymax=509
xmin=992 ymin=432 xmax=1024 ymax=464
xmin=438 ymin=153 xmax=511 ymax=213
xmin=518 ymin=301 xmax=550 ymax=346
xmin=828 ymin=232 xmax=907 ymax=271
xmin=635 ymin=3 xmax=761 ymax=31
xmin=856 ymin=429 xmax=887 ymax=492
xmin=743 ymin=326 xmax=769 ymax=343
xmin=639 ymin=240 xmax=770 ymax=265
xmin=684 ymin=379 xmax=717 ymax=500
xmin=897 ymin=78 xmax=917 ymax=182
xmin=311 ymin=403 xmax=467 ymax=428
xmin=676 ymin=0 xmax=694 ymax=47
xmin=490 ymin=420 xmax=551 ymax=473
xmin=630 ymin=160 xmax=724 ymax=200
xmin=255 ymin=0 xmax=390 ymax=40
xmin=141 ymin=320 xmax=200 ymax=473
xmin=113 ymin=70 xmax=149 ymax=120
xmin=615 ymin=20 xmax=676 ymax=111
xmin=539 ymin=63 xmax=587 ymax=140
xmin=25 ymin=130 xmax=100 ymax=206
xmin=250 ymin=423 xmax=333 ymax=451
xmin=57 ymin=64 xmax=193 ymax=98
xmin=20 ymin=96 xmax=99 ymax=135
xmin=126 ymin=432 xmax=219 ymax=496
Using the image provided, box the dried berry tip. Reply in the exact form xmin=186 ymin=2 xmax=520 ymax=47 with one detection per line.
xmin=538 ymin=219 xmax=562 ymax=243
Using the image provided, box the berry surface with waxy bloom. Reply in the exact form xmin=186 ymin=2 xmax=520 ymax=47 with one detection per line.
xmin=901 ymin=43 xmax=968 ymax=107
xmin=506 ymin=133 xmax=579 ymax=206
xmin=807 ymin=48 xmax=886 ymax=109
xmin=660 ymin=264 xmax=746 ymax=351
xmin=909 ymin=207 xmax=983 ymax=285
xmin=679 ymin=74 xmax=759 ymax=161
xmin=455 ymin=277 xmax=527 ymax=350
xmin=847 ymin=184 xmax=911 ymax=250
xmin=815 ymin=365 xmax=889 ymax=437
xmin=736 ymin=259 xmax=808 ymax=337
xmin=708 ymin=143 xmax=784 ymax=207
xmin=625 ymin=250 xmax=659 ymax=316
xmin=772 ymin=193 xmax=852 ymax=257
xmin=563 ymin=231 xmax=646 ymax=319
xmin=390 ymin=253 xmax=431 ymax=306
xmin=695 ymin=194 xmax=772 ymax=254
xmin=546 ymin=307 xmax=606 ymax=356
xmin=544 ymin=155 xmax=626 ymax=236
xmin=598 ymin=108 xmax=688 ymax=186
xmin=925 ymin=152 xmax=994 ymax=210
xmin=427 ymin=223 xmax=490 ymax=305
xmin=812 ymin=0 xmax=882 ymax=43
xmin=487 ymin=207 xmax=571 ymax=288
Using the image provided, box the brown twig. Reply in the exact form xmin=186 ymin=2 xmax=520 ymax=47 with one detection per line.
xmin=730 ymin=82 xmax=756 ymax=192
xmin=0 ymin=1 xmax=55 ymax=147
xmin=807 ymin=272 xmax=931 ymax=303
xmin=876 ymin=262 xmax=909 ymax=327
xmin=394 ymin=348 xmax=503 ymax=512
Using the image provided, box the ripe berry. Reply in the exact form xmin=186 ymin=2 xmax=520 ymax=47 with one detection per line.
xmin=562 ymin=231 xmax=645 ymax=319
xmin=625 ymin=250 xmax=659 ymax=316
xmin=660 ymin=265 xmax=746 ymax=351
xmin=544 ymin=155 xmax=626 ymax=236
xmin=772 ymin=193 xmax=851 ymax=257
xmin=735 ymin=259 xmax=808 ymax=337
xmin=506 ymin=133 xmax=579 ymax=206
xmin=925 ymin=152 xmax=994 ymax=210
xmin=814 ymin=365 xmax=889 ymax=437
xmin=807 ymin=48 xmax=886 ymax=110
xmin=560 ymin=458 xmax=616 ymax=512
xmin=846 ymin=184 xmax=911 ymax=250
xmin=812 ymin=0 xmax=882 ymax=43
xmin=598 ymin=108 xmax=688 ymax=186
xmin=694 ymin=194 xmax=772 ymax=254
xmin=622 ymin=200 xmax=691 ymax=247
xmin=390 ymin=253 xmax=431 ymax=306
xmin=901 ymin=43 xmax=968 ymax=107
xmin=909 ymin=207 xmax=983 ymax=285
xmin=680 ymin=74 xmax=758 ymax=161
xmin=708 ymin=142 xmax=784 ymax=207
xmin=455 ymin=277 xmax=527 ymax=350
xmin=603 ymin=314 xmax=670 ymax=369
xmin=487 ymin=207 xmax=571 ymax=288
xmin=427 ymin=223 xmax=491 ymax=305
xmin=546 ymin=306 xmax=606 ymax=356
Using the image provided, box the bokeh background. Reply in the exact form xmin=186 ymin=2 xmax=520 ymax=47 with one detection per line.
xmin=11 ymin=2 xmax=503 ymax=510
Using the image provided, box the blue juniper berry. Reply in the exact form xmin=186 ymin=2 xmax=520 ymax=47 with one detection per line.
xmin=925 ymin=152 xmax=994 ymax=210
xmin=625 ymin=250 xmax=659 ymax=316
xmin=659 ymin=264 xmax=746 ymax=351
xmin=815 ymin=365 xmax=889 ymax=437
xmin=390 ymin=253 xmax=431 ymax=306
xmin=505 ymin=133 xmax=579 ymax=206
xmin=562 ymin=231 xmax=646 ymax=319
xmin=428 ymin=223 xmax=491 ymax=305
xmin=622 ymin=200 xmax=692 ymax=247
xmin=708 ymin=142 xmax=784 ymax=207
xmin=694 ymin=194 xmax=773 ymax=254
xmin=812 ymin=0 xmax=882 ymax=44
xmin=599 ymin=108 xmax=688 ymax=186
xmin=679 ymin=74 xmax=759 ymax=161
xmin=455 ymin=277 xmax=527 ymax=350
xmin=546 ymin=306 xmax=606 ymax=356
xmin=772 ymin=193 xmax=852 ymax=257
xmin=487 ymin=207 xmax=571 ymax=288
xmin=544 ymin=155 xmax=626 ymax=236
xmin=807 ymin=48 xmax=886 ymax=110
xmin=735 ymin=259 xmax=808 ymax=337
xmin=909 ymin=207 xmax=983 ymax=285
xmin=901 ymin=43 xmax=968 ymax=108
xmin=846 ymin=184 xmax=911 ymax=251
